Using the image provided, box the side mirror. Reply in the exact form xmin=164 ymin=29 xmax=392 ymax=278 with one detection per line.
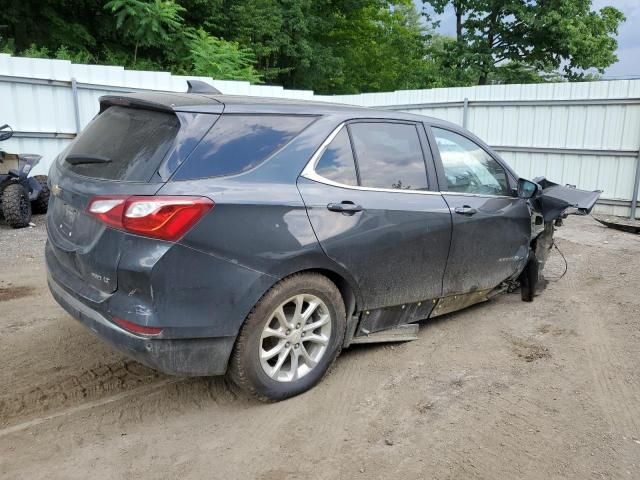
xmin=517 ymin=178 xmax=539 ymax=199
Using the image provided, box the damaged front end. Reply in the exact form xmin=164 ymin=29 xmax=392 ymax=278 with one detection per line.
xmin=519 ymin=177 xmax=601 ymax=301
xmin=532 ymin=178 xmax=602 ymax=222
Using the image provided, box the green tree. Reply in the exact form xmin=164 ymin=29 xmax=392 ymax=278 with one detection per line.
xmin=287 ymin=0 xmax=452 ymax=94
xmin=224 ymin=0 xmax=312 ymax=83
xmin=0 ymin=1 xmax=98 ymax=54
xmin=103 ymin=0 xmax=185 ymax=66
xmin=0 ymin=0 xmax=627 ymax=93
xmin=425 ymin=0 xmax=625 ymax=85
xmin=186 ymin=29 xmax=261 ymax=82
xmin=330 ymin=2 xmax=434 ymax=92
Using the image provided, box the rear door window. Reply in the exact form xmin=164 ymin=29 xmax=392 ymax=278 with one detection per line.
xmin=174 ymin=115 xmax=314 ymax=180
xmin=63 ymin=106 xmax=179 ymax=182
xmin=348 ymin=122 xmax=428 ymax=191
xmin=314 ymin=129 xmax=358 ymax=186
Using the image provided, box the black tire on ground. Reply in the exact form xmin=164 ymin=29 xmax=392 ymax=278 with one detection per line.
xmin=228 ymin=273 xmax=347 ymax=401
xmin=31 ymin=175 xmax=50 ymax=214
xmin=2 ymin=183 xmax=32 ymax=228
xmin=520 ymin=255 xmax=539 ymax=302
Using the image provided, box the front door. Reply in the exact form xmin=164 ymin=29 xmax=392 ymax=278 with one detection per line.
xmin=428 ymin=126 xmax=531 ymax=296
xmin=298 ymin=121 xmax=452 ymax=311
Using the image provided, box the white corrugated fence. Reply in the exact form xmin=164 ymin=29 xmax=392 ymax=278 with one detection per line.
xmin=1 ymin=53 xmax=639 ymax=218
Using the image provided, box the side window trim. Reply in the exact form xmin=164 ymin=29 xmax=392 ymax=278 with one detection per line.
xmin=426 ymin=124 xmax=516 ymax=198
xmin=345 ymin=124 xmax=362 ymax=186
xmin=300 ymin=118 xmax=441 ymax=195
xmin=415 ymin=123 xmax=438 ymax=192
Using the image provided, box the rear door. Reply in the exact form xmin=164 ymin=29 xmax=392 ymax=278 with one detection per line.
xmin=298 ymin=120 xmax=452 ymax=311
xmin=427 ymin=126 xmax=531 ymax=296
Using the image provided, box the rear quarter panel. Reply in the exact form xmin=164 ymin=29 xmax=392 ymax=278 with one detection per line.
xmin=157 ymin=115 xmax=364 ymax=333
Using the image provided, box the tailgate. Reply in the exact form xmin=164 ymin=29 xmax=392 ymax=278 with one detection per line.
xmin=46 ymin=175 xmax=161 ymax=297
xmin=46 ymin=104 xmax=190 ymax=297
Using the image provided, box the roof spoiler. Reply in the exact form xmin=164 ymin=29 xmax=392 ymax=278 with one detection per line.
xmin=186 ymin=80 xmax=222 ymax=95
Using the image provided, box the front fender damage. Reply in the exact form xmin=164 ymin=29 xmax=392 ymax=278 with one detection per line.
xmin=532 ymin=177 xmax=602 ymax=222
xmin=519 ymin=177 xmax=601 ymax=301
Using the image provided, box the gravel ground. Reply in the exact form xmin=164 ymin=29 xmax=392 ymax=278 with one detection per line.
xmin=0 ymin=215 xmax=639 ymax=479
xmin=0 ymin=213 xmax=47 ymax=266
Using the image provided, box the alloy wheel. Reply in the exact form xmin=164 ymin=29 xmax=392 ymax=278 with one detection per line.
xmin=259 ymin=294 xmax=332 ymax=382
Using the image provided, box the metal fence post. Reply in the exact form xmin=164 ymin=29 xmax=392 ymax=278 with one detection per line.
xmin=70 ymin=77 xmax=81 ymax=134
xmin=631 ymin=149 xmax=640 ymax=220
xmin=462 ymin=97 xmax=469 ymax=129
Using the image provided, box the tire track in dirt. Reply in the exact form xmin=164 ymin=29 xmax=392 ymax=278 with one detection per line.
xmin=555 ymin=238 xmax=640 ymax=439
xmin=582 ymin=315 xmax=640 ymax=437
xmin=0 ymin=359 xmax=163 ymax=427
xmin=237 ymin=347 xmax=379 ymax=480
xmin=0 ymin=378 xmax=181 ymax=438
xmin=0 ymin=285 xmax=36 ymax=302
xmin=95 ymin=376 xmax=240 ymax=431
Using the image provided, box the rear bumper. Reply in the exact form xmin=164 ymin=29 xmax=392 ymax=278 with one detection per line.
xmin=48 ymin=274 xmax=235 ymax=376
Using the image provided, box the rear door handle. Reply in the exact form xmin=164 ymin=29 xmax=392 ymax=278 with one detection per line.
xmin=327 ymin=201 xmax=363 ymax=215
xmin=454 ymin=205 xmax=477 ymax=216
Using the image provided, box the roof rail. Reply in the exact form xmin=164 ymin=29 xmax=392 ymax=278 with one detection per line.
xmin=186 ymin=80 xmax=222 ymax=95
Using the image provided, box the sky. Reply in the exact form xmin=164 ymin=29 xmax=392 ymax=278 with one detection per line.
xmin=594 ymin=0 xmax=640 ymax=78
xmin=420 ymin=0 xmax=640 ymax=79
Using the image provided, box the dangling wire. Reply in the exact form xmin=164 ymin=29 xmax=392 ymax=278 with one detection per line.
xmin=545 ymin=241 xmax=568 ymax=282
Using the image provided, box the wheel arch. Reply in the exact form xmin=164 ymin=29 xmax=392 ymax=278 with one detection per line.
xmin=221 ymin=261 xmax=362 ymax=380
xmin=296 ymin=267 xmax=358 ymax=319
xmin=255 ymin=264 xmax=361 ymax=322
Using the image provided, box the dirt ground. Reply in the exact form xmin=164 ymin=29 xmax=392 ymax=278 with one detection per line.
xmin=0 ymin=214 xmax=639 ymax=480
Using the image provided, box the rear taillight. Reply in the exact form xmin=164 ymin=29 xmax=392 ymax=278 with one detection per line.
xmin=113 ymin=317 xmax=163 ymax=336
xmin=87 ymin=195 xmax=214 ymax=241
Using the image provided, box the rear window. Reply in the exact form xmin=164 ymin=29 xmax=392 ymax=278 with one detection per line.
xmin=63 ymin=106 xmax=179 ymax=182
xmin=173 ymin=115 xmax=314 ymax=180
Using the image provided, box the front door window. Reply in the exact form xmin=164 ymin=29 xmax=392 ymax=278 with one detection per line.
xmin=432 ymin=128 xmax=509 ymax=196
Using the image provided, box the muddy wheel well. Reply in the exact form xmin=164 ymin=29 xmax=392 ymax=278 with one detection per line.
xmin=300 ymin=268 xmax=358 ymax=319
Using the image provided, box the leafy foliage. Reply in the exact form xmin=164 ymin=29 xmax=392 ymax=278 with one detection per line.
xmin=21 ymin=44 xmax=50 ymax=59
xmin=104 ymin=0 xmax=185 ymax=65
xmin=426 ymin=0 xmax=626 ymax=85
xmin=187 ymin=29 xmax=261 ymax=82
xmin=0 ymin=0 xmax=626 ymax=92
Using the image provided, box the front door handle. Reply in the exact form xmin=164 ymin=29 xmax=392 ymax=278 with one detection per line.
xmin=327 ymin=201 xmax=363 ymax=215
xmin=454 ymin=205 xmax=477 ymax=216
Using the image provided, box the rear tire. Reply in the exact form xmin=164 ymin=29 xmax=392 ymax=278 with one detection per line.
xmin=2 ymin=183 xmax=32 ymax=228
xmin=31 ymin=175 xmax=50 ymax=214
xmin=228 ymin=273 xmax=346 ymax=401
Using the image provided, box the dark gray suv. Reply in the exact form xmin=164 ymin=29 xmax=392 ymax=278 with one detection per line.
xmin=46 ymin=90 xmax=599 ymax=400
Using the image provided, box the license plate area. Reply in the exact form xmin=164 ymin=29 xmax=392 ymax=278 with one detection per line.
xmin=59 ymin=203 xmax=78 ymax=237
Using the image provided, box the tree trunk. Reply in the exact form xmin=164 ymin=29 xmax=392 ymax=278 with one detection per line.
xmin=478 ymin=7 xmax=499 ymax=86
xmin=133 ymin=42 xmax=138 ymax=67
xmin=454 ymin=1 xmax=463 ymax=40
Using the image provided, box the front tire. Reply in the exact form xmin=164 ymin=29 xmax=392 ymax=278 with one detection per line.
xmin=2 ymin=183 xmax=32 ymax=228
xmin=228 ymin=273 xmax=346 ymax=401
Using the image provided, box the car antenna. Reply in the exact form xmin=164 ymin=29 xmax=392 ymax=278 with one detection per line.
xmin=186 ymin=80 xmax=222 ymax=95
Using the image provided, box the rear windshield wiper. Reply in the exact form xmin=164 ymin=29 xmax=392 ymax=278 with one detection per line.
xmin=65 ymin=154 xmax=112 ymax=165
